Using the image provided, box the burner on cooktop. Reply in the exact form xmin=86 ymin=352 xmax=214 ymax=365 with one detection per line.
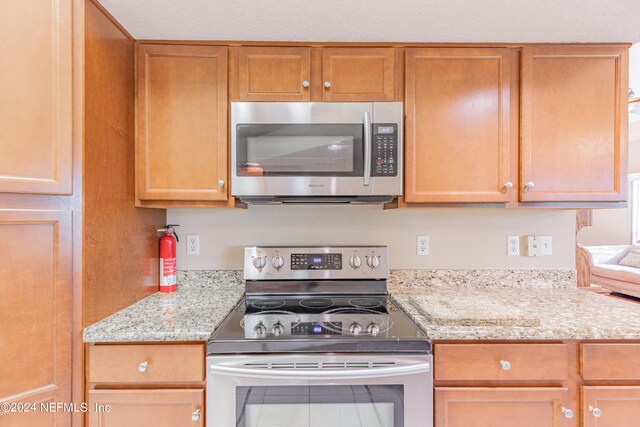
xmin=348 ymin=297 xmax=383 ymax=309
xmin=299 ymin=298 xmax=335 ymax=309
xmin=251 ymin=299 xmax=286 ymax=310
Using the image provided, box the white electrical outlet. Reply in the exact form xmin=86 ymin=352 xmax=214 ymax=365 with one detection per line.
xmin=417 ymin=236 xmax=429 ymax=256
xmin=507 ymin=236 xmax=520 ymax=256
xmin=186 ymin=235 xmax=200 ymax=255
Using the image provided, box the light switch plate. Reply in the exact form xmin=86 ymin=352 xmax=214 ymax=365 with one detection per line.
xmin=526 ymin=235 xmax=552 ymax=256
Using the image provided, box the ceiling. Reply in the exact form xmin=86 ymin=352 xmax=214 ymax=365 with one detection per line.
xmin=99 ymin=0 xmax=640 ymax=43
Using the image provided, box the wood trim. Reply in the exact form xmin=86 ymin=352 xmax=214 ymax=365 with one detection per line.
xmin=136 ymin=40 xmax=632 ymax=48
xmin=86 ymin=0 xmax=134 ymax=40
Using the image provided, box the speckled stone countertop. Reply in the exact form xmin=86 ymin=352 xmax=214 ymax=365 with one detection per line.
xmin=83 ymin=271 xmax=244 ymax=343
xmin=391 ymin=287 xmax=640 ymax=340
xmin=84 ymin=268 xmax=640 ymax=343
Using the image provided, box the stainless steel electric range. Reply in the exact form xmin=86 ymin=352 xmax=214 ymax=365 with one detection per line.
xmin=207 ymin=246 xmax=433 ymax=427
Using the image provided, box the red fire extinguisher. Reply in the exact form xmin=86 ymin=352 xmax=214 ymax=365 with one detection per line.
xmin=158 ymin=224 xmax=179 ymax=293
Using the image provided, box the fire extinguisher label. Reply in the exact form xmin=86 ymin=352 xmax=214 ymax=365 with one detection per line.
xmin=159 ymin=258 xmax=177 ymax=286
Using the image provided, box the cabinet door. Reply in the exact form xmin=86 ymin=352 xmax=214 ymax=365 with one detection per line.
xmin=136 ymin=44 xmax=228 ymax=201
xmin=583 ymin=386 xmax=640 ymax=427
xmin=237 ymin=47 xmax=311 ymax=101
xmin=405 ymin=48 xmax=513 ymax=203
xmin=322 ymin=47 xmax=395 ymax=101
xmin=520 ymin=46 xmax=628 ymax=202
xmin=0 ymin=210 xmax=72 ymax=427
xmin=0 ymin=0 xmax=72 ymax=195
xmin=435 ymin=387 xmax=574 ymax=427
xmin=88 ymin=389 xmax=204 ymax=427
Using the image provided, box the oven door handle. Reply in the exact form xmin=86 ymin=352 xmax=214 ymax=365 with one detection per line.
xmin=363 ymin=111 xmax=372 ymax=187
xmin=209 ymin=361 xmax=431 ymax=381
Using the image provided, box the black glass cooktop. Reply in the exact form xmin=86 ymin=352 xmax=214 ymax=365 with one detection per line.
xmin=208 ymin=295 xmax=430 ymax=354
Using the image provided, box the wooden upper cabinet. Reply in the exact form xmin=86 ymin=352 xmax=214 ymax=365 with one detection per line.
xmin=237 ymin=47 xmax=311 ymax=101
xmin=0 ymin=0 xmax=72 ymax=195
xmin=136 ymin=44 xmax=228 ymax=202
xmin=520 ymin=46 xmax=628 ymax=202
xmin=582 ymin=387 xmax=640 ymax=427
xmin=405 ymin=48 xmax=513 ymax=203
xmin=0 ymin=210 xmax=72 ymax=427
xmin=322 ymin=47 xmax=395 ymax=101
xmin=436 ymin=387 xmax=573 ymax=427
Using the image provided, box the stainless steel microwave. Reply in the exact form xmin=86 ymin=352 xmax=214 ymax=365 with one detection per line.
xmin=230 ymin=102 xmax=403 ymax=204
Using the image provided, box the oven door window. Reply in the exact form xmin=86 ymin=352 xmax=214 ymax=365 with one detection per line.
xmin=236 ymin=124 xmax=364 ymax=176
xmin=236 ymin=385 xmax=403 ymax=427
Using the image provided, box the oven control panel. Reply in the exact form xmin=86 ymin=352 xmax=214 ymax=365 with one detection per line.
xmin=291 ymin=253 xmax=342 ymax=270
xmin=371 ymin=124 xmax=398 ymax=177
xmin=244 ymin=246 xmax=389 ymax=281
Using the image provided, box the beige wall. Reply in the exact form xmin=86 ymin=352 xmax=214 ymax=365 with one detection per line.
xmin=168 ymin=207 xmax=576 ymax=270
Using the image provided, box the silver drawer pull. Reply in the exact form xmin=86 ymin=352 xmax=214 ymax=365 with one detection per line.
xmin=561 ymin=407 xmax=574 ymax=419
xmin=191 ymin=409 xmax=201 ymax=421
xmin=324 ymin=81 xmax=332 ymax=88
xmin=588 ymin=406 xmax=602 ymax=417
xmin=138 ymin=361 xmax=148 ymax=372
xmin=302 ymin=80 xmax=310 ymax=88
xmin=499 ymin=360 xmax=511 ymax=371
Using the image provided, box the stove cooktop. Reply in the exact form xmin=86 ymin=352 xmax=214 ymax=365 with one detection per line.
xmin=207 ymin=295 xmax=430 ymax=354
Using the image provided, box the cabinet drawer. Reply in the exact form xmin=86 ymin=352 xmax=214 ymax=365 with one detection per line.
xmin=89 ymin=344 xmax=204 ymax=384
xmin=435 ymin=344 xmax=569 ymax=382
xmin=581 ymin=343 xmax=640 ymax=380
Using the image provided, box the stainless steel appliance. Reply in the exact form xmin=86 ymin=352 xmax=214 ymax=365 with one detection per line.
xmin=231 ymin=103 xmax=403 ymax=204
xmin=207 ymin=246 xmax=432 ymax=427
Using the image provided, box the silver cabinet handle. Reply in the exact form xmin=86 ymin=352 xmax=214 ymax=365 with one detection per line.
xmin=499 ymin=360 xmax=511 ymax=371
xmin=218 ymin=179 xmax=225 ymax=187
xmin=561 ymin=407 xmax=574 ymax=419
xmin=138 ymin=361 xmax=148 ymax=372
xmin=588 ymin=406 xmax=602 ymax=418
xmin=191 ymin=409 xmax=201 ymax=421
xmin=324 ymin=81 xmax=331 ymax=88
xmin=302 ymin=80 xmax=310 ymax=88
xmin=524 ymin=181 xmax=535 ymax=191
xmin=363 ymin=111 xmax=371 ymax=187
xmin=503 ymin=181 xmax=513 ymax=190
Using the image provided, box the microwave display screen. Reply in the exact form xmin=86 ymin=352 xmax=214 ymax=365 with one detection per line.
xmin=377 ymin=126 xmax=394 ymax=134
xmin=236 ymin=124 xmax=364 ymax=177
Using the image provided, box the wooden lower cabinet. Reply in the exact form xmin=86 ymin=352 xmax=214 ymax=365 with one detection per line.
xmin=435 ymin=387 xmax=573 ymax=427
xmin=0 ymin=210 xmax=73 ymax=427
xmin=88 ymin=389 xmax=204 ymax=427
xmin=582 ymin=386 xmax=640 ymax=427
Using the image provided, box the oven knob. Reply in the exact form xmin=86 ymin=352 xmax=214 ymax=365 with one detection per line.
xmin=349 ymin=255 xmax=362 ymax=269
xmin=367 ymin=323 xmax=380 ymax=336
xmin=349 ymin=322 xmax=362 ymax=335
xmin=254 ymin=323 xmax=267 ymax=336
xmin=252 ymin=257 xmax=266 ymax=269
xmin=367 ymin=255 xmax=380 ymax=269
xmin=272 ymin=322 xmax=285 ymax=336
xmin=272 ymin=256 xmax=285 ymax=270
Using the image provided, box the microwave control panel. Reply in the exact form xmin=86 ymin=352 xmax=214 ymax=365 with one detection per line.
xmin=371 ymin=124 xmax=398 ymax=176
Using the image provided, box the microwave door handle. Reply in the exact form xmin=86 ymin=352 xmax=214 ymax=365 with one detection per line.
xmin=363 ymin=111 xmax=372 ymax=186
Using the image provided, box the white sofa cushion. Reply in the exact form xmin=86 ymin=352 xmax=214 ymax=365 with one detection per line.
xmin=619 ymin=244 xmax=640 ymax=268
xmin=592 ymin=263 xmax=640 ymax=284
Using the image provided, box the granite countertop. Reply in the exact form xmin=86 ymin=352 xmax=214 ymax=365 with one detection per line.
xmin=83 ymin=269 xmax=640 ymax=343
xmin=83 ymin=271 xmax=244 ymax=343
xmin=391 ymin=287 xmax=640 ymax=340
